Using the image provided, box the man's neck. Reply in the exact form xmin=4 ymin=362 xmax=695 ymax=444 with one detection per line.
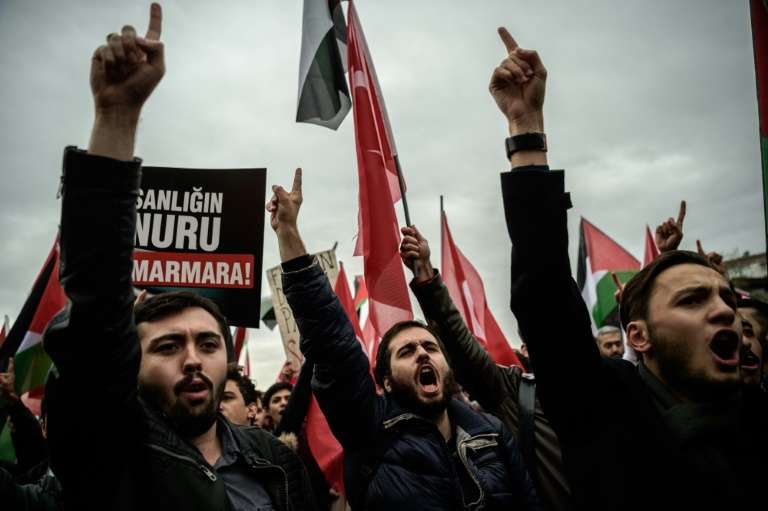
xmin=434 ymin=410 xmax=451 ymax=442
xmin=190 ymin=421 xmax=223 ymax=467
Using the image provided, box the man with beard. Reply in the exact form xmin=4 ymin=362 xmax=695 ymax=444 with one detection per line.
xmin=266 ymin=169 xmax=539 ymax=510
xmin=738 ymin=298 xmax=768 ymax=389
xmin=491 ymin=25 xmax=768 ymax=510
xmin=594 ymin=326 xmax=624 ymax=360
xmin=42 ymin=5 xmax=316 ymax=509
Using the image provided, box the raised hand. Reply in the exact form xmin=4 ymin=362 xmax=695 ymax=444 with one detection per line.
xmin=266 ymin=168 xmax=303 ymax=233
xmin=655 ymin=201 xmax=686 ymax=252
xmin=611 ymin=272 xmax=624 ymax=304
xmin=489 ymin=27 xmax=547 ymax=134
xmin=696 ymin=240 xmax=726 ymax=275
xmin=88 ymin=3 xmax=165 ymax=160
xmin=400 ymin=225 xmax=434 ymax=282
xmin=0 ymin=358 xmax=18 ymax=405
xmin=91 ymin=3 xmax=165 ymax=114
xmin=267 ymin=169 xmax=307 ymax=261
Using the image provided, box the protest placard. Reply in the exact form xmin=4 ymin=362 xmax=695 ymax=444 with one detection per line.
xmin=132 ymin=166 xmax=266 ymax=328
xmin=266 ymin=249 xmax=340 ymax=368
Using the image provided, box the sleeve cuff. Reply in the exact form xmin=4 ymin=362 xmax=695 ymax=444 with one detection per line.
xmin=281 ymin=254 xmax=313 ymax=273
xmin=511 ymin=164 xmax=550 ymax=172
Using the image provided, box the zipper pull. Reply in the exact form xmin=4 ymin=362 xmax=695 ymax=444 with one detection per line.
xmin=200 ymin=465 xmax=217 ymax=482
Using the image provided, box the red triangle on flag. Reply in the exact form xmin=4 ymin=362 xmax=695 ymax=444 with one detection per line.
xmin=643 ymin=225 xmax=661 ymax=268
xmin=581 ymin=218 xmax=641 ymax=272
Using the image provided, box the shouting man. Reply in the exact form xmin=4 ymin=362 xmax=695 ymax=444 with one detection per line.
xmin=266 ymin=169 xmax=539 ymax=510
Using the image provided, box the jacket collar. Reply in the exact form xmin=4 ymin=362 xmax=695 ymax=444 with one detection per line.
xmin=382 ymin=395 xmax=496 ymax=438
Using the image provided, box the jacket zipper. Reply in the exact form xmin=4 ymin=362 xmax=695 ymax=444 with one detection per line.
xmin=246 ymin=457 xmax=289 ymax=511
xmin=456 ymin=433 xmax=499 ymax=509
xmin=145 ymin=443 xmax=218 ymax=482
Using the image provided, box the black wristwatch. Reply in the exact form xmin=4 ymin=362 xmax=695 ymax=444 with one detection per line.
xmin=505 ymin=133 xmax=547 ymax=159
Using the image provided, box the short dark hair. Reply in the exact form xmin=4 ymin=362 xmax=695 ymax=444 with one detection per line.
xmin=374 ymin=320 xmax=446 ymax=387
xmin=134 ymin=291 xmax=234 ymax=361
xmin=226 ymin=363 xmax=258 ymax=406
xmin=262 ymin=381 xmax=293 ymax=409
xmin=738 ymin=298 xmax=768 ymax=338
xmin=620 ymin=250 xmax=723 ymax=331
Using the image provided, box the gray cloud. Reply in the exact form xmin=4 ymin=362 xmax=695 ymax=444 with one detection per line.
xmin=1 ymin=0 xmax=764 ymax=386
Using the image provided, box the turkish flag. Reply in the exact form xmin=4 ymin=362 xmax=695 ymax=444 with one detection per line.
xmin=441 ymin=210 xmax=521 ymax=367
xmin=347 ymin=0 xmax=412 ymax=337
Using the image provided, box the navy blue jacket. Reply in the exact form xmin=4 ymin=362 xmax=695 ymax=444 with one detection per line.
xmin=283 ymin=262 xmax=539 ymax=510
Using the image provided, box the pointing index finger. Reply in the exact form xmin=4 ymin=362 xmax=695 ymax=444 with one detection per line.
xmin=292 ymin=168 xmax=302 ymax=194
xmin=146 ymin=2 xmax=162 ymax=41
xmin=497 ymin=27 xmax=518 ymax=53
xmin=677 ymin=200 xmax=686 ymax=226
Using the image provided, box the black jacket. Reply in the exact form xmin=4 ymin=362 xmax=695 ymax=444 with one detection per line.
xmin=283 ymin=261 xmax=539 ymax=511
xmin=501 ymin=167 xmax=768 ymax=510
xmin=43 ymin=147 xmax=316 ymax=511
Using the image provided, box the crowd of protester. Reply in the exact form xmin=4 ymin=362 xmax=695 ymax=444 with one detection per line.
xmin=1 ymin=3 xmax=767 ymax=510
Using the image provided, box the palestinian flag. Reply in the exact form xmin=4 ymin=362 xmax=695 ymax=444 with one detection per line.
xmin=296 ymin=0 xmax=351 ymax=130
xmin=0 ymin=238 xmax=66 ymax=461
xmin=750 ymin=0 xmax=768 ymax=247
xmin=0 ymin=238 xmax=66 ymax=395
xmin=576 ymin=218 xmax=640 ymax=331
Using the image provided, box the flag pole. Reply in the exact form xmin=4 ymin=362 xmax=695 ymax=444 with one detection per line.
xmin=395 ymin=155 xmax=411 ymax=226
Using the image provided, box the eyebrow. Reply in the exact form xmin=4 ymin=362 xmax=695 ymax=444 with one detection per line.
xmin=146 ymin=330 xmax=223 ymax=351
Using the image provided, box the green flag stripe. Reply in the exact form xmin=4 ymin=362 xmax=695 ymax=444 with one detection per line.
xmin=13 ymin=342 xmax=52 ymax=396
xmin=0 ymin=420 xmax=14 ymax=462
xmin=593 ymin=270 xmax=637 ymax=326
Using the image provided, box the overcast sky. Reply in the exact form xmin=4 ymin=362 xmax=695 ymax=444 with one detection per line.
xmin=0 ymin=0 xmax=764 ymax=388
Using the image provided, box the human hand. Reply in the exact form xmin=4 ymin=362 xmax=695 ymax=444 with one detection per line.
xmin=90 ymin=3 xmax=165 ymax=116
xmin=696 ymin=240 xmax=726 ymax=275
xmin=266 ymin=169 xmax=303 ymax=234
xmin=266 ymin=169 xmax=307 ymax=262
xmin=489 ymin=27 xmax=546 ymax=135
xmin=611 ymin=272 xmax=624 ymax=304
xmin=655 ymin=201 xmax=686 ymax=252
xmin=0 ymin=358 xmax=18 ymax=405
xmin=400 ymin=225 xmax=434 ymax=282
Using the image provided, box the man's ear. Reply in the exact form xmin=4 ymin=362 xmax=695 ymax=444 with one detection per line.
xmin=383 ymin=375 xmax=392 ymax=393
xmin=627 ymin=320 xmax=651 ymax=354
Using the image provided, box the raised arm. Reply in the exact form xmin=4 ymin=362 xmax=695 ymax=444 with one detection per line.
xmin=400 ymin=226 xmax=508 ymax=410
xmin=491 ymin=28 xmax=605 ymax=440
xmin=268 ymin=170 xmax=381 ymax=449
xmin=42 ymin=4 xmax=165 ymax=499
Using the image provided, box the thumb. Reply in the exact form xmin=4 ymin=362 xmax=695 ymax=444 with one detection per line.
xmin=696 ymin=239 xmax=705 ymax=255
xmin=7 ymin=358 xmax=13 ymax=374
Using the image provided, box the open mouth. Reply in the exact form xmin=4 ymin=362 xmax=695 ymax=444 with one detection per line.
xmin=417 ymin=365 xmax=440 ymax=395
xmin=709 ymin=330 xmax=740 ymax=368
xmin=178 ymin=379 xmax=210 ymax=402
xmin=740 ymin=347 xmax=761 ymax=371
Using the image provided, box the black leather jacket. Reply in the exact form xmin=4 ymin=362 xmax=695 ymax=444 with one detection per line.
xmin=43 ymin=147 xmax=316 ymax=511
